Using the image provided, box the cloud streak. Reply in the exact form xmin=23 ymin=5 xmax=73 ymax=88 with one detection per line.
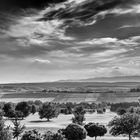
xmin=0 ymin=0 xmax=140 ymax=82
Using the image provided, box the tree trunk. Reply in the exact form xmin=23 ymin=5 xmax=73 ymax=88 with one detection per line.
xmin=95 ymin=136 xmax=97 ymax=140
xmin=17 ymin=137 xmax=18 ymax=140
xmin=47 ymin=118 xmax=50 ymax=122
xmin=129 ymin=134 xmax=131 ymax=140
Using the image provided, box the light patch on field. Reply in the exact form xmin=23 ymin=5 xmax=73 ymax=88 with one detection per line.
xmin=53 ymin=93 xmax=101 ymax=103
xmin=0 ymin=98 xmax=55 ymax=103
xmin=85 ymin=93 xmax=100 ymax=102
xmin=5 ymin=111 xmax=139 ymax=140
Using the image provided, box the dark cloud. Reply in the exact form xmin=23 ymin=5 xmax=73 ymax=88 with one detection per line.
xmin=0 ymin=0 xmax=67 ymax=12
xmin=78 ymin=45 xmax=112 ymax=54
xmin=66 ymin=14 xmax=140 ymax=40
xmin=39 ymin=0 xmax=139 ymax=22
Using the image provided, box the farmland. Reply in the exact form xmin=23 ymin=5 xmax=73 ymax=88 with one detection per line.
xmin=0 ymin=82 xmax=140 ymax=140
xmin=0 ymin=82 xmax=140 ymax=103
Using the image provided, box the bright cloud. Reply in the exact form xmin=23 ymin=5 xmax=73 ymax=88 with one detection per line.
xmin=0 ymin=0 xmax=140 ymax=82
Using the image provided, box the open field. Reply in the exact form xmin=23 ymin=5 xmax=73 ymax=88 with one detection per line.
xmin=5 ymin=111 xmax=139 ymax=140
xmin=1 ymin=82 xmax=140 ymax=140
xmin=1 ymin=92 xmax=140 ymax=103
xmin=1 ymin=82 xmax=140 ymax=103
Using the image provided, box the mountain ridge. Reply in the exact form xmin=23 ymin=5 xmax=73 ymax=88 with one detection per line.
xmin=58 ymin=75 xmax=140 ymax=82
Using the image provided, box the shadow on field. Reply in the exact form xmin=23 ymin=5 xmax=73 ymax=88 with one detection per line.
xmin=30 ymin=120 xmax=53 ymax=123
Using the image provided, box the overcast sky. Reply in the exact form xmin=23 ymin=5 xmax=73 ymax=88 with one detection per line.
xmin=0 ymin=0 xmax=140 ymax=83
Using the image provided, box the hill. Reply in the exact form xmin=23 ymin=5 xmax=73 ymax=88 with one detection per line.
xmin=58 ymin=76 xmax=140 ymax=83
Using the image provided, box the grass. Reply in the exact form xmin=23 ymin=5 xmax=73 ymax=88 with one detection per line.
xmin=6 ymin=111 xmax=139 ymax=140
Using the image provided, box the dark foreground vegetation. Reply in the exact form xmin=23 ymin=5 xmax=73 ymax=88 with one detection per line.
xmin=0 ymin=100 xmax=140 ymax=140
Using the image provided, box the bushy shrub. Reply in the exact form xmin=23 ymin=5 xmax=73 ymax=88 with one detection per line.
xmin=85 ymin=123 xmax=107 ymax=140
xmin=108 ymin=113 xmax=140 ymax=140
xmin=30 ymin=104 xmax=37 ymax=115
xmin=21 ymin=130 xmax=42 ymax=140
xmin=110 ymin=102 xmax=139 ymax=112
xmin=39 ymin=102 xmax=59 ymax=121
xmin=97 ymin=109 xmax=104 ymax=114
xmin=63 ymin=123 xmax=87 ymax=140
xmin=0 ymin=116 xmax=12 ymax=140
xmin=15 ymin=102 xmax=31 ymax=118
xmin=12 ymin=120 xmax=25 ymax=140
xmin=3 ymin=102 xmax=15 ymax=118
xmin=72 ymin=106 xmax=86 ymax=125
xmin=116 ymin=107 xmax=126 ymax=115
xmin=72 ymin=115 xmax=85 ymax=125
xmin=43 ymin=131 xmax=64 ymax=140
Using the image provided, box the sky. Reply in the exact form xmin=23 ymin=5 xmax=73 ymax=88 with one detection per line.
xmin=0 ymin=0 xmax=140 ymax=83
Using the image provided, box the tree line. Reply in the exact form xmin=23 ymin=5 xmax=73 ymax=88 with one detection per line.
xmin=1 ymin=101 xmax=140 ymax=140
xmin=1 ymin=104 xmax=140 ymax=140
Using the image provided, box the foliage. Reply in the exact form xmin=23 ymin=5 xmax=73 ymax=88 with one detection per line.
xmin=63 ymin=123 xmax=87 ymax=140
xmin=21 ymin=129 xmax=42 ymax=140
xmin=72 ymin=106 xmax=86 ymax=125
xmin=0 ymin=102 xmax=5 ymax=110
xmin=2 ymin=103 xmax=18 ymax=119
xmin=43 ymin=131 xmax=64 ymax=140
xmin=34 ymin=100 xmax=43 ymax=106
xmin=130 ymin=88 xmax=140 ymax=92
xmin=15 ymin=102 xmax=31 ymax=118
xmin=72 ymin=114 xmax=85 ymax=125
xmin=97 ymin=109 xmax=104 ymax=114
xmin=0 ymin=109 xmax=4 ymax=117
xmin=39 ymin=102 xmax=59 ymax=121
xmin=127 ymin=107 xmax=140 ymax=115
xmin=116 ymin=107 xmax=126 ymax=115
xmin=12 ymin=120 xmax=25 ymax=140
xmin=65 ymin=102 xmax=73 ymax=114
xmin=108 ymin=113 xmax=140 ymax=140
xmin=84 ymin=123 xmax=107 ymax=140
xmin=0 ymin=116 xmax=12 ymax=140
xmin=30 ymin=104 xmax=37 ymax=115
xmin=127 ymin=106 xmax=135 ymax=114
xmin=73 ymin=106 xmax=86 ymax=116
xmin=110 ymin=102 xmax=139 ymax=112
xmin=3 ymin=102 xmax=15 ymax=118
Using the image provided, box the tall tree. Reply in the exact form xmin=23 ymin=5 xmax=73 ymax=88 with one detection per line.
xmin=84 ymin=122 xmax=107 ymax=140
xmin=12 ymin=120 xmax=25 ymax=140
xmin=30 ymin=104 xmax=37 ymax=115
xmin=72 ymin=106 xmax=86 ymax=125
xmin=116 ymin=107 xmax=126 ymax=115
xmin=3 ymin=102 xmax=15 ymax=118
xmin=15 ymin=102 xmax=31 ymax=118
xmin=63 ymin=123 xmax=87 ymax=140
xmin=21 ymin=129 xmax=42 ymax=140
xmin=39 ymin=102 xmax=59 ymax=121
xmin=0 ymin=116 xmax=12 ymax=140
xmin=108 ymin=113 xmax=140 ymax=140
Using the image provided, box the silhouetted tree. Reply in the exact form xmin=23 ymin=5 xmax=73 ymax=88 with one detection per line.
xmin=116 ymin=107 xmax=126 ymax=115
xmin=85 ymin=123 xmax=107 ymax=140
xmin=72 ymin=114 xmax=85 ymax=125
xmin=108 ymin=113 xmax=140 ymax=140
xmin=21 ymin=129 xmax=42 ymax=140
xmin=63 ymin=123 xmax=86 ymax=140
xmin=39 ymin=102 xmax=59 ymax=121
xmin=43 ymin=131 xmax=64 ymax=140
xmin=15 ymin=102 xmax=31 ymax=118
xmin=3 ymin=102 xmax=15 ymax=118
xmin=12 ymin=120 xmax=25 ymax=140
xmin=30 ymin=104 xmax=37 ymax=115
xmin=72 ymin=106 xmax=86 ymax=125
xmin=0 ymin=115 xmax=12 ymax=140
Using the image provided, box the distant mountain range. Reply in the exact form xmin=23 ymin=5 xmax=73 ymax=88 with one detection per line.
xmin=58 ymin=76 xmax=140 ymax=83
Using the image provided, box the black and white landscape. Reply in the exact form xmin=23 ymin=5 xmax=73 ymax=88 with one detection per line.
xmin=0 ymin=0 xmax=140 ymax=140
